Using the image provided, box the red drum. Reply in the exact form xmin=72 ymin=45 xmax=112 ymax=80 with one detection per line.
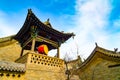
xmin=37 ymin=44 xmax=48 ymax=55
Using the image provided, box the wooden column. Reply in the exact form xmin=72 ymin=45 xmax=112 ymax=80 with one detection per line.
xmin=20 ymin=48 xmax=24 ymax=57
xmin=57 ymin=47 xmax=60 ymax=58
xmin=31 ymin=26 xmax=37 ymax=52
xmin=31 ymin=38 xmax=36 ymax=51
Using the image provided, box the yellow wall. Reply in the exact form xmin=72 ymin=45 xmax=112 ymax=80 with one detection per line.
xmin=0 ymin=40 xmax=34 ymax=62
xmin=0 ymin=71 xmax=25 ymax=80
xmin=0 ymin=41 xmax=21 ymax=61
xmin=16 ymin=53 xmax=66 ymax=80
xmin=0 ymin=38 xmax=67 ymax=80
xmin=78 ymin=57 xmax=120 ymax=80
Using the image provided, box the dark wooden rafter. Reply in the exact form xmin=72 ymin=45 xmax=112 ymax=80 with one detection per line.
xmin=57 ymin=47 xmax=60 ymax=58
xmin=36 ymin=35 xmax=58 ymax=48
xmin=22 ymin=37 xmax=32 ymax=48
xmin=20 ymin=48 xmax=24 ymax=57
xmin=20 ymin=37 xmax=32 ymax=57
xmin=37 ymin=23 xmax=71 ymax=42
xmin=37 ymin=30 xmax=61 ymax=43
xmin=15 ymin=9 xmax=74 ymax=44
xmin=16 ymin=14 xmax=32 ymax=39
xmin=27 ymin=10 xmax=74 ymax=42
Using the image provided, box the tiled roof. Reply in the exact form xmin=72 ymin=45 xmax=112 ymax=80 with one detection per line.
xmin=14 ymin=9 xmax=75 ymax=50
xmin=78 ymin=45 xmax=120 ymax=70
xmin=0 ymin=61 xmax=26 ymax=72
xmin=0 ymin=35 xmax=15 ymax=42
xmin=96 ymin=46 xmax=120 ymax=58
xmin=0 ymin=35 xmax=17 ymax=47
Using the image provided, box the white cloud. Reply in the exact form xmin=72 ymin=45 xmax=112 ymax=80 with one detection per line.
xmin=59 ymin=0 xmax=114 ymax=59
xmin=1 ymin=0 xmax=120 ymax=61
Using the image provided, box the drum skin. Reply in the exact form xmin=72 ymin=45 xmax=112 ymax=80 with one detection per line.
xmin=37 ymin=44 xmax=48 ymax=55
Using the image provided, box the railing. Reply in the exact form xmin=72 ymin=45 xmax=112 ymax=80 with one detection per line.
xmin=16 ymin=52 xmax=64 ymax=68
xmin=29 ymin=53 xmax=64 ymax=67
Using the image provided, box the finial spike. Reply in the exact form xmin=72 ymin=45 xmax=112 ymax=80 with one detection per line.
xmin=114 ymin=48 xmax=118 ymax=53
xmin=95 ymin=42 xmax=98 ymax=47
xmin=28 ymin=9 xmax=32 ymax=14
xmin=47 ymin=18 xmax=50 ymax=22
xmin=72 ymin=33 xmax=75 ymax=39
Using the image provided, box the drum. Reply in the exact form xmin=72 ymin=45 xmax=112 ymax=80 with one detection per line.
xmin=37 ymin=44 xmax=48 ymax=55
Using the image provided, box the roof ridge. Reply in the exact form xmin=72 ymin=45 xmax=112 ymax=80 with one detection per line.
xmin=96 ymin=46 xmax=120 ymax=58
xmin=78 ymin=45 xmax=120 ymax=70
xmin=0 ymin=35 xmax=15 ymax=42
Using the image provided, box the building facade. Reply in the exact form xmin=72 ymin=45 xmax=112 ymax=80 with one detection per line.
xmin=77 ymin=45 xmax=120 ymax=80
xmin=0 ymin=9 xmax=120 ymax=80
xmin=0 ymin=9 xmax=74 ymax=80
xmin=66 ymin=56 xmax=82 ymax=80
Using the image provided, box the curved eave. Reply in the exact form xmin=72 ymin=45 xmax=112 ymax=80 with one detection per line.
xmin=14 ymin=9 xmax=74 ymax=43
xmin=14 ymin=10 xmax=32 ymax=40
xmin=78 ymin=46 xmax=120 ymax=70
xmin=31 ymin=12 xmax=74 ymax=42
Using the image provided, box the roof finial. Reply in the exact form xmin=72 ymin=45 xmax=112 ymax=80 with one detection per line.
xmin=28 ymin=9 xmax=32 ymax=14
xmin=95 ymin=42 xmax=98 ymax=47
xmin=72 ymin=33 xmax=75 ymax=39
xmin=44 ymin=18 xmax=52 ymax=28
xmin=114 ymin=48 xmax=118 ymax=53
xmin=47 ymin=18 xmax=50 ymax=22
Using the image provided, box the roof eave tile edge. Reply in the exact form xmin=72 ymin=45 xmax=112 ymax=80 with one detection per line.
xmin=0 ymin=61 xmax=26 ymax=73
xmin=77 ymin=45 xmax=120 ymax=71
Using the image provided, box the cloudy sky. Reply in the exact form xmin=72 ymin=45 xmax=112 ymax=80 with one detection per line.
xmin=0 ymin=0 xmax=120 ymax=60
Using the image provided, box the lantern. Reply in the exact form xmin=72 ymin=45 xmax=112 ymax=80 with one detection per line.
xmin=37 ymin=44 xmax=48 ymax=55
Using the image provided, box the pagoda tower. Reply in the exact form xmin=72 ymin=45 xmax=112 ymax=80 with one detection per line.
xmin=14 ymin=9 xmax=74 ymax=58
xmin=13 ymin=9 xmax=75 ymax=80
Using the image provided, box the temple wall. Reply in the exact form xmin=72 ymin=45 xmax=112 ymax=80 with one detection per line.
xmin=25 ymin=65 xmax=65 ymax=80
xmin=0 ymin=40 xmax=33 ymax=62
xmin=0 ymin=40 xmax=21 ymax=62
xmin=0 ymin=39 xmax=66 ymax=80
xmin=66 ymin=56 xmax=82 ymax=80
xmin=0 ymin=71 xmax=25 ymax=80
xmin=78 ymin=58 xmax=120 ymax=80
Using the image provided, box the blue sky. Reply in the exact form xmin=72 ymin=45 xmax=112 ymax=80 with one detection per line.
xmin=0 ymin=0 xmax=120 ymax=59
